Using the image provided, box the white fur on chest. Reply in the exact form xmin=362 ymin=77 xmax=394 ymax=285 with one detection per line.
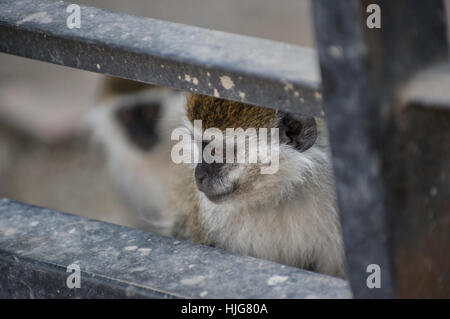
xmin=199 ymin=192 xmax=344 ymax=277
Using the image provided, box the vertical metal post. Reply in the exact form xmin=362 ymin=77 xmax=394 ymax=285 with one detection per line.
xmin=312 ymin=0 xmax=449 ymax=298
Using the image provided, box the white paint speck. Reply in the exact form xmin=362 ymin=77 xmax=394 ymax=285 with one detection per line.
xmin=370 ymin=159 xmax=380 ymax=176
xmin=206 ymin=72 xmax=211 ymax=77
xmin=200 ymin=291 xmax=208 ymax=297
xmin=267 ymin=275 xmax=288 ymax=286
xmin=284 ymin=83 xmax=294 ymax=92
xmin=220 ymin=76 xmax=234 ymax=90
xmin=181 ymin=275 xmax=205 ymax=286
xmin=315 ymin=91 xmax=323 ymax=101
xmin=213 ymin=88 xmax=220 ymax=98
xmin=5 ymin=228 xmax=17 ymax=236
xmin=184 ymin=74 xmax=191 ymax=82
xmin=294 ymin=91 xmax=300 ymax=97
xmin=239 ymin=92 xmax=246 ymax=99
xmin=160 ymin=64 xmax=165 ymax=68
xmin=96 ymin=64 xmax=101 ymax=70
xmin=430 ymin=187 xmax=438 ymax=197
xmin=69 ymin=228 xmax=76 ymax=234
xmin=138 ymin=248 xmax=151 ymax=256
xmin=17 ymin=12 xmax=52 ymax=25
xmin=124 ymin=246 xmax=138 ymax=251
xmin=192 ymin=77 xmax=199 ymax=85
xmin=328 ymin=45 xmax=344 ymax=58
xmin=30 ymin=221 xmax=39 ymax=227
xmin=173 ymin=241 xmax=180 ymax=245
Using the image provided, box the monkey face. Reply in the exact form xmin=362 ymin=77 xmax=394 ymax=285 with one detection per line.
xmin=191 ymin=112 xmax=320 ymax=206
xmin=184 ymin=94 xmax=323 ymax=207
xmin=194 ymin=161 xmax=238 ymax=203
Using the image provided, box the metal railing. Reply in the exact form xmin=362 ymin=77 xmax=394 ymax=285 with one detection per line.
xmin=0 ymin=0 xmax=449 ymax=298
xmin=0 ymin=0 xmax=322 ymax=116
xmin=0 ymin=198 xmax=349 ymax=298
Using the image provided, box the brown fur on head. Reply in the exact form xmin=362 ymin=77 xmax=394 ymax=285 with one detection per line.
xmin=186 ymin=94 xmax=278 ymax=130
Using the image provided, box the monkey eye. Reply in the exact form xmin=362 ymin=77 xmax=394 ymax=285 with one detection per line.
xmin=213 ymin=147 xmax=222 ymax=156
xmin=201 ymin=141 xmax=223 ymax=157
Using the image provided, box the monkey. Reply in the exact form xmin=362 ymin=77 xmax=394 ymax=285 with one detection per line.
xmin=87 ymin=77 xmax=345 ymax=277
xmin=167 ymin=94 xmax=345 ymax=278
xmin=86 ymin=76 xmax=185 ymax=234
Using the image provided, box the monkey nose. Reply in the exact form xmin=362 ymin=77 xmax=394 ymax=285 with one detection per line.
xmin=194 ymin=165 xmax=209 ymax=189
xmin=197 ymin=172 xmax=207 ymax=185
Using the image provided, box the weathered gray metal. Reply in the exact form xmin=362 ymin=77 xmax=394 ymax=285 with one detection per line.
xmin=313 ymin=0 xmax=449 ymax=298
xmin=0 ymin=198 xmax=350 ymax=298
xmin=0 ymin=0 xmax=322 ymax=117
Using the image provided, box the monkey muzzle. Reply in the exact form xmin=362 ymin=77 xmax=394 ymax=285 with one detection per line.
xmin=194 ymin=162 xmax=236 ymax=203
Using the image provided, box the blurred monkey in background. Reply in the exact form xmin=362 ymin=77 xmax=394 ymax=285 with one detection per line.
xmin=86 ymin=76 xmax=184 ymax=234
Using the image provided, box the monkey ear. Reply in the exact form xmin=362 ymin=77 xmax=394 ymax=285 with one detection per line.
xmin=279 ymin=113 xmax=318 ymax=152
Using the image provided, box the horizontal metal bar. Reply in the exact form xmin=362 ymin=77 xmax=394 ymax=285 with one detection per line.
xmin=0 ymin=0 xmax=323 ymax=117
xmin=0 ymin=198 xmax=350 ymax=298
xmin=401 ymin=61 xmax=450 ymax=110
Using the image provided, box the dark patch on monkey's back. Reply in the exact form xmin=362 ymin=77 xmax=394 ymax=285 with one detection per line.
xmin=186 ymin=94 xmax=278 ymax=130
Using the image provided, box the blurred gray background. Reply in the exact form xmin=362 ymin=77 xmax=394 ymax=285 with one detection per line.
xmin=0 ymin=0 xmax=315 ymax=228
